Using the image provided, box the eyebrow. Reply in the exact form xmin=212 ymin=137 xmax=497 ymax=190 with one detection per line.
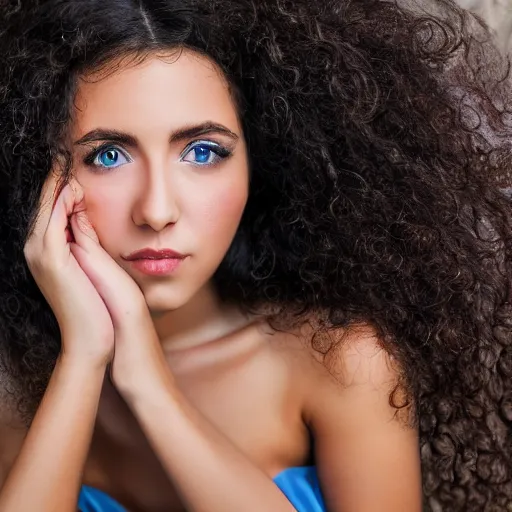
xmin=74 ymin=122 xmax=239 ymax=147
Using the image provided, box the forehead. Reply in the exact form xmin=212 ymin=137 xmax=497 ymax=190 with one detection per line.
xmin=71 ymin=50 xmax=240 ymax=136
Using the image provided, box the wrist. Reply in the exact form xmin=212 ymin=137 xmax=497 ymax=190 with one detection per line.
xmin=58 ymin=330 xmax=113 ymax=370
xmin=114 ymin=353 xmax=176 ymax=407
xmin=46 ymin=354 xmax=107 ymax=409
xmin=56 ymin=350 xmax=109 ymax=377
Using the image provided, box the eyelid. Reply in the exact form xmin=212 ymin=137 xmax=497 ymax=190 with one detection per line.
xmin=82 ymin=139 xmax=233 ymax=167
xmin=83 ymin=142 xmax=133 ymax=166
xmin=180 ymin=139 xmax=223 ymax=157
xmin=179 ymin=139 xmax=233 ymax=162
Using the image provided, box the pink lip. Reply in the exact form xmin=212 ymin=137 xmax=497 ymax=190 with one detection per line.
xmin=124 ymin=248 xmax=185 ymax=260
xmin=123 ymin=248 xmax=186 ymax=276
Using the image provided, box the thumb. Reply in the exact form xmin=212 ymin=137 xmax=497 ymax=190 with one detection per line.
xmin=68 ymin=179 xmax=100 ymax=245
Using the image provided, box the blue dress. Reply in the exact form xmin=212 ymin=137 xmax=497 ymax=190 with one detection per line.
xmin=79 ymin=466 xmax=326 ymax=512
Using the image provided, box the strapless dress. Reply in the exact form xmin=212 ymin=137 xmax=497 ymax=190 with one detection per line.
xmin=79 ymin=465 xmax=325 ymax=511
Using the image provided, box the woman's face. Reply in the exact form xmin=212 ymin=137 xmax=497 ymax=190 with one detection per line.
xmin=69 ymin=51 xmax=249 ymax=313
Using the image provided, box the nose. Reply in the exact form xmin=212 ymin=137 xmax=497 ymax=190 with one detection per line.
xmin=131 ymin=165 xmax=180 ymax=232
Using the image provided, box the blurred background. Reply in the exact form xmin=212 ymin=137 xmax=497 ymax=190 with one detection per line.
xmin=457 ymin=0 xmax=512 ymax=52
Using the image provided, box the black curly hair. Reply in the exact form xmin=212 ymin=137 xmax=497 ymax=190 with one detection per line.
xmin=1 ymin=0 xmax=512 ymax=509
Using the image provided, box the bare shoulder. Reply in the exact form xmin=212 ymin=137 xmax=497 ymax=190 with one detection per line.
xmin=325 ymin=324 xmax=399 ymax=388
xmin=274 ymin=321 xmax=422 ymax=510
xmin=275 ymin=321 xmax=400 ymax=395
xmin=273 ymin=321 xmax=422 ymax=510
xmin=268 ymin=320 xmax=411 ymax=426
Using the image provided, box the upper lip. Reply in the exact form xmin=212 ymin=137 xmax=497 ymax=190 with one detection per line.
xmin=123 ymin=248 xmax=186 ymax=261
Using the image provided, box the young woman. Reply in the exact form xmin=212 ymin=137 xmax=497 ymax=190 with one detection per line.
xmin=0 ymin=1 xmax=510 ymax=511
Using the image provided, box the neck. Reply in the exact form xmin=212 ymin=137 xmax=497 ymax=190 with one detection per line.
xmin=152 ymin=283 xmax=252 ymax=352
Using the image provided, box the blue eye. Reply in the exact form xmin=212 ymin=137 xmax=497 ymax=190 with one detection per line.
xmin=91 ymin=146 xmax=131 ymax=169
xmin=181 ymin=141 xmax=231 ymax=166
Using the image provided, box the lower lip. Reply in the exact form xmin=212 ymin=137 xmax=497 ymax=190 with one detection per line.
xmin=128 ymin=258 xmax=184 ymax=276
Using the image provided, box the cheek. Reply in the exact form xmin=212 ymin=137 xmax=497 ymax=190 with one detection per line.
xmin=80 ymin=184 xmax=129 ymax=247
xmin=191 ymin=177 xmax=248 ymax=240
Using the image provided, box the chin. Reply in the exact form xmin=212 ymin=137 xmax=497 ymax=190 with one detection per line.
xmin=141 ymin=284 xmax=190 ymax=316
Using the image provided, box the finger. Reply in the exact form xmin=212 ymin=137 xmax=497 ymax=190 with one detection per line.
xmin=69 ymin=242 xmax=112 ymax=302
xmin=69 ymin=214 xmax=117 ymax=279
xmin=29 ymin=170 xmax=64 ymax=241
xmin=65 ymin=180 xmax=98 ymax=243
xmin=69 ymin=212 xmax=121 ymax=284
xmin=70 ymin=208 xmax=99 ymax=245
xmin=43 ymin=184 xmax=77 ymax=249
xmin=69 ymin=204 xmax=146 ymax=325
xmin=70 ymin=240 xmax=141 ymax=329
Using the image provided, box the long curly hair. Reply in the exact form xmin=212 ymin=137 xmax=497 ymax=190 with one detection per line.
xmin=1 ymin=0 xmax=512 ymax=509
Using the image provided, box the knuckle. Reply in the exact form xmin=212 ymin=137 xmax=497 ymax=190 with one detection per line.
xmin=23 ymin=241 xmax=38 ymax=264
xmin=24 ymin=250 xmax=44 ymax=273
xmin=25 ymin=239 xmax=56 ymax=274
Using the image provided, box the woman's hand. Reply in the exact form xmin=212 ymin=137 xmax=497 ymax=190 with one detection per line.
xmin=66 ymin=182 xmax=169 ymax=395
xmin=2 ymin=174 xmax=116 ymax=511
xmin=23 ymin=172 xmax=114 ymax=366
xmin=63 ymin=183 xmax=301 ymax=512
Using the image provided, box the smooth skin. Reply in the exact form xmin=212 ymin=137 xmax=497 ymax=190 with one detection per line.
xmin=0 ymin=51 xmax=422 ymax=512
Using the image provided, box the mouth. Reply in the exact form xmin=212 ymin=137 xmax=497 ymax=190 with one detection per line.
xmin=122 ymin=248 xmax=187 ymax=276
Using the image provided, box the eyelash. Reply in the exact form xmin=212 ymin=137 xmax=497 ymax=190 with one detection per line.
xmin=82 ymin=140 xmax=234 ymax=171
xmin=180 ymin=140 xmax=233 ymax=166
xmin=82 ymin=142 xmax=132 ymax=169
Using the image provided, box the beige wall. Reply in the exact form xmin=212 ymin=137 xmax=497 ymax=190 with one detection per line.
xmin=457 ymin=0 xmax=512 ymax=52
